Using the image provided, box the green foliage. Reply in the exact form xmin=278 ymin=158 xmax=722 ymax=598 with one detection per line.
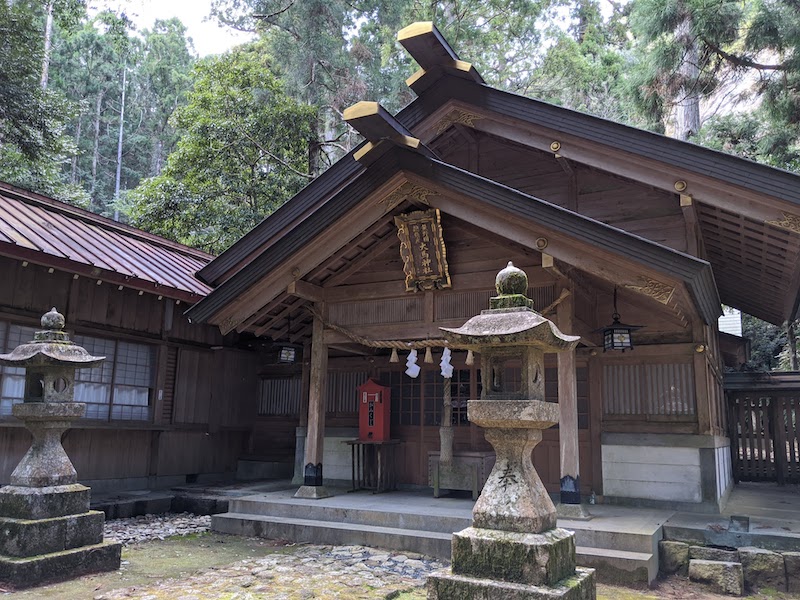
xmin=0 ymin=0 xmax=89 ymax=205
xmin=525 ymin=1 xmax=636 ymax=123
xmin=48 ymin=10 xmax=196 ymax=215
xmin=125 ymin=41 xmax=316 ymax=253
xmin=0 ymin=1 xmax=63 ymax=161
xmin=742 ymin=313 xmax=787 ymax=371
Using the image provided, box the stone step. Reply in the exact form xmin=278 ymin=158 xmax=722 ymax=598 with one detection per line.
xmin=565 ymin=525 xmax=659 ymax=555
xmin=576 ymin=545 xmax=657 ymax=586
xmin=228 ymin=495 xmax=470 ymax=534
xmin=212 ymin=512 xmax=453 ymax=560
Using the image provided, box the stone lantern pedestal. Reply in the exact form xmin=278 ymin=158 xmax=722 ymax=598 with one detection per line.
xmin=428 ymin=264 xmax=596 ymax=600
xmin=0 ymin=309 xmax=121 ymax=588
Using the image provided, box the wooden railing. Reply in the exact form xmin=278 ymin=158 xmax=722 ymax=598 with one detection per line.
xmin=725 ymin=372 xmax=800 ymax=485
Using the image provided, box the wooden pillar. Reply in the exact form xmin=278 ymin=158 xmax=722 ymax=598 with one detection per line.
xmin=295 ymin=305 xmax=331 ymax=498
xmin=557 ymin=289 xmax=581 ymax=505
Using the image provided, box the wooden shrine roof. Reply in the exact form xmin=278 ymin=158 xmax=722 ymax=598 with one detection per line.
xmin=186 ymin=145 xmax=720 ymax=334
xmin=0 ymin=182 xmax=212 ymax=302
xmin=192 ymin=22 xmax=800 ymax=327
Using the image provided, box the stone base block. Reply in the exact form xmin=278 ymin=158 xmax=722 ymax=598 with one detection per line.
xmin=556 ymin=503 xmax=593 ymax=521
xmin=0 ymin=539 xmax=121 ymax=589
xmin=739 ymin=547 xmax=786 ymax=592
xmin=690 ymin=546 xmax=738 ymax=563
xmin=293 ymin=485 xmax=332 ymax=499
xmin=427 ymin=566 xmax=596 ymax=600
xmin=784 ymin=552 xmax=800 ymax=594
xmin=688 ymin=559 xmax=743 ymax=596
xmin=0 ymin=510 xmax=104 ymax=557
xmin=0 ymin=484 xmax=90 ymax=519
xmin=659 ymin=540 xmax=689 ymax=576
xmin=452 ymin=527 xmax=576 ymax=586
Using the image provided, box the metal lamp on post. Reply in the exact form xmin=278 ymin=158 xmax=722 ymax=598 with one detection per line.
xmin=602 ymin=287 xmax=643 ymax=352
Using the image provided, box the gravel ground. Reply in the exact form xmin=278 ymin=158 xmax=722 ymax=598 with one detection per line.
xmin=104 ymin=512 xmax=212 ymax=545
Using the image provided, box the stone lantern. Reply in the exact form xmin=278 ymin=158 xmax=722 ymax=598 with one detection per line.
xmin=428 ymin=263 xmax=596 ymax=599
xmin=0 ymin=308 xmax=121 ymax=588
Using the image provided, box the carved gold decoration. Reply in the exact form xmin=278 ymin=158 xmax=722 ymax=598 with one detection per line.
xmin=624 ymin=276 xmax=675 ymax=305
xmin=766 ymin=212 xmax=800 ymax=234
xmin=434 ymin=109 xmax=482 ymax=135
xmin=395 ymin=208 xmax=452 ymax=292
xmin=550 ymin=141 xmax=561 ymax=152
xmin=674 ymin=180 xmax=687 ymax=192
xmin=380 ymin=182 xmax=435 ymax=212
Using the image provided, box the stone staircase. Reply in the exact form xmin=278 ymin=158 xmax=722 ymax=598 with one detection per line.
xmin=211 ymin=492 xmax=663 ymax=585
xmin=565 ymin=517 xmax=661 ymax=585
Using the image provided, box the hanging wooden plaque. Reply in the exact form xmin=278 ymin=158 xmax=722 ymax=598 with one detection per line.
xmin=394 ymin=208 xmax=451 ymax=292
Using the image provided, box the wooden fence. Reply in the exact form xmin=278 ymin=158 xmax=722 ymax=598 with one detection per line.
xmin=725 ymin=372 xmax=800 ymax=485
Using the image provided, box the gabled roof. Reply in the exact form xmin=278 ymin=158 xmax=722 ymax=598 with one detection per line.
xmin=0 ymin=182 xmax=212 ymax=301
xmin=192 ymin=22 xmax=800 ymax=327
xmin=186 ymin=145 xmax=719 ymax=329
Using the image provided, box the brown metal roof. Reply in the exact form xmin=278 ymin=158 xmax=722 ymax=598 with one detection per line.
xmin=0 ymin=182 xmax=212 ymax=302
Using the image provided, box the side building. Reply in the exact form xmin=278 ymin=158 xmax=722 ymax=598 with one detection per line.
xmin=0 ymin=182 xmax=260 ymax=491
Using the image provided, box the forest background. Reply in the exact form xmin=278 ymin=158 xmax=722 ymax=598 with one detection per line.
xmin=1 ymin=0 xmax=799 ymax=370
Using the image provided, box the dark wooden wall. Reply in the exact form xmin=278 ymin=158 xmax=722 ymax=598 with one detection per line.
xmin=0 ymin=255 xmax=258 ymax=487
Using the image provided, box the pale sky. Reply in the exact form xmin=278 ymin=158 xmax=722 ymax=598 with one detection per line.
xmin=89 ymin=0 xmax=254 ymax=56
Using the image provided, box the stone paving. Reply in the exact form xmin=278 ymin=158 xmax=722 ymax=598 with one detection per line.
xmin=104 ymin=512 xmax=213 ymax=545
xmin=97 ymin=512 xmax=445 ymax=599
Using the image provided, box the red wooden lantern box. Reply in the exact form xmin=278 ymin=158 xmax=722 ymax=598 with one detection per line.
xmin=358 ymin=379 xmax=391 ymax=441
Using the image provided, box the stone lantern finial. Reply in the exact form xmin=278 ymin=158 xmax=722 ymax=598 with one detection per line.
xmin=41 ymin=307 xmax=65 ymax=330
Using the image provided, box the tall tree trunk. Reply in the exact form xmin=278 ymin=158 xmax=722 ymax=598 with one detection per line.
xmin=674 ymin=12 xmax=701 ymax=140
xmin=70 ymin=117 xmax=82 ymax=184
xmin=89 ymin=90 xmax=105 ymax=210
xmin=113 ymin=65 xmax=127 ymax=221
xmin=41 ymin=0 xmax=54 ymax=89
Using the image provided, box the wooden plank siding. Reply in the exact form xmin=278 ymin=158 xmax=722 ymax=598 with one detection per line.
xmin=0 ymin=256 xmax=257 ymax=487
xmin=436 ymin=132 xmax=689 ymax=256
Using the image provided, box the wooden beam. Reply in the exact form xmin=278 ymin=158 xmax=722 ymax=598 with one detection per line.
xmin=397 ymin=22 xmax=460 ymax=70
xmin=557 ymin=288 xmax=582 ymax=504
xmin=419 ymin=178 xmax=692 ymax=313
xmin=211 ymin=173 xmax=409 ymax=334
xmin=542 ymin=253 xmax=568 ymax=280
xmin=555 ymin=155 xmax=578 ymax=211
xmin=680 ymin=194 xmax=700 ymax=256
xmin=253 ymin=297 xmax=306 ymax=338
xmin=693 ymin=320 xmax=712 ymax=435
xmin=287 ymin=280 xmax=324 ymax=303
xmin=345 ymin=101 xmax=435 ymax=165
xmin=344 ymin=101 xmax=416 ymax=144
xmin=298 ymin=306 xmax=329 ymax=491
xmin=416 ymin=101 xmax=798 ymax=225
xmin=321 ymin=231 xmax=398 ymax=289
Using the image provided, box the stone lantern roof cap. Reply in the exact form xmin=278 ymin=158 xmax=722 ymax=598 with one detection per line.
xmin=440 ymin=263 xmax=580 ymax=351
xmin=0 ymin=308 xmax=104 ymax=368
xmin=440 ymin=308 xmax=580 ymax=350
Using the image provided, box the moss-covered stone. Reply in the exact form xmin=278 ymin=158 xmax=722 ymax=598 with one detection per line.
xmin=428 ymin=566 xmax=595 ymax=599
xmin=0 ymin=539 xmax=120 ymax=588
xmin=659 ymin=541 xmax=689 ymax=576
xmin=688 ymin=559 xmax=743 ymax=596
xmin=739 ymin=546 xmax=786 ymax=592
xmin=689 ymin=546 xmax=738 ymax=563
xmin=784 ymin=552 xmax=800 ymax=594
xmin=451 ymin=527 xmax=576 ymax=587
xmin=0 ymin=484 xmax=90 ymax=519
